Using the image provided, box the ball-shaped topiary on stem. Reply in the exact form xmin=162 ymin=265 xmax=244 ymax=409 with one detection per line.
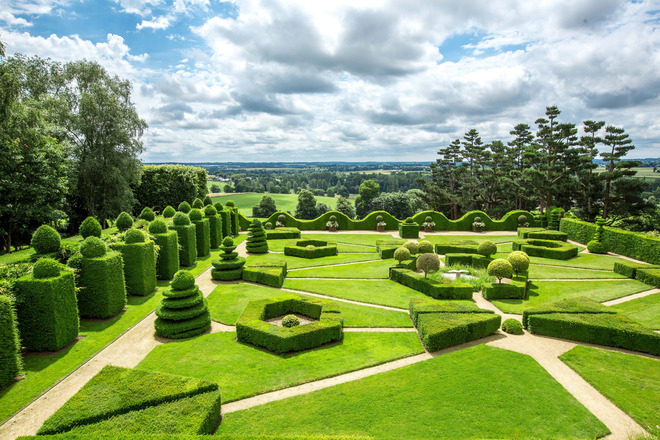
xmin=518 ymin=215 xmax=528 ymax=226
xmin=79 ymin=216 xmax=102 ymax=239
xmin=376 ymin=215 xmax=383 ymax=222
xmin=192 ymin=198 xmax=204 ymax=209
xmin=171 ymin=270 xmax=195 ymax=291
xmin=417 ymin=240 xmax=434 ymax=254
xmin=148 ymin=219 xmax=168 ymax=234
xmin=473 ymin=216 xmax=482 ymax=223
xmin=189 ymin=208 xmax=203 ymax=222
xmin=124 ymin=228 xmax=146 ymax=244
xmin=204 ymin=205 xmax=217 ymax=216
xmin=416 ymin=253 xmax=440 ymax=278
xmin=403 ymin=241 xmax=419 ymax=254
xmin=115 ymin=212 xmax=134 ymax=232
xmin=80 ymin=236 xmax=107 ymax=259
xmin=178 ymin=201 xmax=191 ymax=213
xmin=477 ymin=241 xmax=497 ymax=258
xmin=139 ymin=207 xmax=155 ymax=222
xmin=33 ymin=258 xmax=62 ymax=279
xmin=173 ymin=212 xmax=191 ymax=226
xmin=163 ymin=206 xmax=176 ymax=218
xmin=507 ymin=251 xmax=530 ymax=276
xmin=282 ymin=314 xmax=300 ymax=328
xmin=425 ymin=216 xmax=433 ymax=223
xmin=487 ymin=259 xmax=513 ymax=283
xmin=501 ymin=318 xmax=524 ymax=335
xmin=31 ymin=225 xmax=61 ymax=254
xmin=394 ymin=247 xmax=411 ymax=266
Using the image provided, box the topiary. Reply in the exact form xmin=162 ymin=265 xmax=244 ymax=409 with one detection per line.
xmin=189 ymin=208 xmax=203 ymax=222
xmin=376 ymin=215 xmax=383 ymax=222
xmin=223 ymin=237 xmax=234 ymax=247
xmin=501 ymin=318 xmax=524 ymax=335
xmin=474 ymin=216 xmax=482 ymax=223
xmin=178 ymin=201 xmax=191 ymax=213
xmin=416 ymin=253 xmax=440 ymax=278
xmin=417 ymin=240 xmax=434 ymax=254
xmin=518 ymin=215 xmax=528 ymax=227
xmin=276 ymin=214 xmax=286 ymax=227
xmin=173 ymin=212 xmax=191 ymax=226
xmin=477 ymin=241 xmax=497 ymax=258
xmin=329 ymin=215 xmax=337 ymax=222
xmin=587 ymin=240 xmax=608 ymax=254
xmin=404 ymin=217 xmax=415 ymax=224
xmin=306 ymin=245 xmax=316 ymax=250
xmin=402 ymin=241 xmax=419 ymax=254
xmin=203 ymin=195 xmax=213 ymax=206
xmin=139 ymin=207 xmax=155 ymax=222
xmin=425 ymin=216 xmax=433 ymax=223
xmin=124 ymin=228 xmax=146 ymax=244
xmin=148 ymin=219 xmax=168 ymax=234
xmin=171 ymin=270 xmax=195 ymax=291
xmin=115 ymin=212 xmax=133 ymax=231
xmin=32 ymin=258 xmax=62 ymax=279
xmin=31 ymin=225 xmax=61 ymax=254
xmin=507 ymin=251 xmax=530 ymax=276
xmin=163 ymin=206 xmax=176 ymax=218
xmin=394 ymin=247 xmax=411 ymax=265
xmin=214 ymin=202 xmax=224 ymax=212
xmin=282 ymin=314 xmax=300 ymax=328
xmin=487 ymin=259 xmax=513 ymax=283
xmin=192 ymin=198 xmax=204 ymax=209
xmin=204 ymin=205 xmax=217 ymax=216
xmin=225 ymin=200 xmax=235 ymax=207
xmin=79 ymin=217 xmax=102 ymax=239
xmin=80 ymin=236 xmax=107 ymax=259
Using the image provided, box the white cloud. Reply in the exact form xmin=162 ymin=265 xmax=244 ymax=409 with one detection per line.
xmin=136 ymin=16 xmax=170 ymax=30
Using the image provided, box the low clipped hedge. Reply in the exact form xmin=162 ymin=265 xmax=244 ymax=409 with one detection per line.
xmin=635 ymin=267 xmax=660 ymax=288
xmin=415 ymin=312 xmax=501 ymax=352
xmin=170 ymin=224 xmax=197 ymax=267
xmin=398 ymin=220 xmax=419 ymax=239
xmin=613 ymin=261 xmax=660 ymax=278
xmin=192 ymin=218 xmax=211 ymax=258
xmin=113 ymin=239 xmax=157 ymax=296
xmin=0 ymin=295 xmax=22 ymax=389
xmin=390 ymin=268 xmax=473 ymax=300
xmin=525 ymin=230 xmax=568 ymax=241
xmin=444 ymin=253 xmax=491 ymax=269
xmin=521 ymin=297 xmax=615 ymax=328
xmin=408 ymin=298 xmax=492 ymax=327
xmin=284 ymin=240 xmax=338 ymax=259
xmin=73 ymin=250 xmax=127 ymax=319
xmin=236 ymin=294 xmax=343 ymax=355
xmin=512 ymin=239 xmax=578 ymax=260
xmin=151 ymin=230 xmax=179 ymax=280
xmin=266 ymin=227 xmax=301 ymax=240
xmin=481 ymin=280 xmax=527 ymax=300
xmin=242 ymin=262 xmax=287 ymax=288
xmin=375 ymin=239 xmax=405 ymax=259
xmin=19 ymin=436 xmax=369 ymax=440
xmin=434 ymin=242 xmax=479 ymax=255
xmin=560 ymin=217 xmax=660 ymax=264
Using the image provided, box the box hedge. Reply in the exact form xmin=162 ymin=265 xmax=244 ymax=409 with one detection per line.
xmin=390 ymin=268 xmax=473 ymax=299
xmin=434 ymin=242 xmax=479 ymax=255
xmin=113 ymin=238 xmax=157 ymax=297
xmin=284 ymin=240 xmax=338 ymax=259
xmin=169 ymin=223 xmax=197 ymax=267
xmin=266 ymin=227 xmax=301 ymax=240
xmin=242 ymin=262 xmax=287 ymax=288
xmin=14 ymin=263 xmax=79 ymax=351
xmin=0 ymin=295 xmax=22 ymax=389
xmin=376 ymin=239 xmax=406 ymax=259
xmin=481 ymin=280 xmax=527 ymax=300
xmin=408 ymin=298 xmax=491 ymax=327
xmin=635 ymin=267 xmax=660 ymax=288
xmin=398 ymin=219 xmax=419 ymax=239
xmin=612 ymin=261 xmax=660 ymax=278
xmin=524 ymin=230 xmax=568 ymax=241
xmin=415 ymin=312 xmax=501 ymax=352
xmin=155 ymin=271 xmax=211 ymax=339
xmin=444 ymin=253 xmax=491 ymax=269
xmin=521 ymin=297 xmax=615 ymax=328
xmin=150 ymin=230 xmax=179 ymax=280
xmin=512 ymin=239 xmax=578 ymax=260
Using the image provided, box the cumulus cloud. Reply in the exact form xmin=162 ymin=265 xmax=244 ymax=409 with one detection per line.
xmin=136 ymin=16 xmax=170 ymax=30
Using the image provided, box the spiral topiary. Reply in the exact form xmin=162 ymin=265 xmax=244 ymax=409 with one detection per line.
xmin=163 ymin=206 xmax=176 ymax=218
xmin=32 ymin=258 xmax=62 ymax=279
xmin=155 ymin=269 xmax=210 ymax=339
xmin=416 ymin=253 xmax=440 ymax=278
xmin=124 ymin=228 xmax=146 ymax=244
xmin=394 ymin=247 xmax=411 ymax=265
xmin=115 ymin=212 xmax=134 ymax=232
xmin=507 ymin=251 xmax=530 ymax=276
xmin=501 ymin=318 xmax=524 ymax=335
xmin=282 ymin=314 xmax=300 ymax=328
xmin=139 ymin=207 xmax=155 ymax=222
xmin=477 ymin=241 xmax=497 ymax=258
xmin=80 ymin=236 xmax=107 ymax=258
xmin=192 ymin=198 xmax=204 ymax=209
xmin=173 ymin=212 xmax=191 ymax=226
xmin=402 ymin=241 xmax=419 ymax=254
xmin=178 ymin=201 xmax=191 ymax=213
xmin=31 ymin=225 xmax=61 ymax=254
xmin=203 ymin=195 xmax=213 ymax=206
xmin=204 ymin=205 xmax=217 ymax=216
xmin=171 ymin=270 xmax=195 ymax=290
xmin=79 ymin=217 xmax=102 ymax=239
xmin=246 ymin=219 xmax=269 ymax=253
xmin=223 ymin=237 xmax=234 ymax=247
xmin=148 ymin=219 xmax=168 ymax=234
xmin=189 ymin=208 xmax=203 ymax=222
xmin=418 ymin=240 xmax=434 ymax=254
xmin=487 ymin=259 xmax=513 ymax=283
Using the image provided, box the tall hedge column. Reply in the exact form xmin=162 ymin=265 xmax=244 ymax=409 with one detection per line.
xmin=189 ymin=209 xmax=210 ymax=258
xmin=149 ymin=219 xmax=179 ymax=280
xmin=113 ymin=229 xmax=157 ymax=296
xmin=246 ymin=219 xmax=268 ymax=254
xmin=154 ymin=271 xmax=211 ymax=339
xmin=169 ymin=212 xmax=197 ymax=267
xmin=0 ymin=295 xmax=22 ymax=388
xmin=204 ymin=205 xmax=222 ymax=249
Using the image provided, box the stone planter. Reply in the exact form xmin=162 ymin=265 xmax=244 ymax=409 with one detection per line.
xmin=329 ymin=226 xmax=337 ymax=232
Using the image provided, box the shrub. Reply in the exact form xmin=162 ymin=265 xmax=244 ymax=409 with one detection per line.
xmin=522 ymin=297 xmax=615 ymax=328
xmin=518 ymin=215 xmax=528 ymax=226
xmin=173 ymin=212 xmax=191 ymax=226
xmin=211 ymin=238 xmax=246 ymax=281
xmin=482 ymin=281 xmax=526 ymax=300
xmin=115 ymin=212 xmax=134 ymax=232
xmin=394 ymin=247 xmax=411 ymax=265
xmin=636 ymin=268 xmax=660 ymax=288
xmin=114 ymin=232 xmax=157 ymax=296
xmin=415 ymin=312 xmax=500 ymax=352
xmin=390 ymin=268 xmax=472 ymax=300
xmin=139 ymin=207 xmax=155 ymax=222
xmin=507 ymin=251 xmax=530 ymax=276
xmin=246 ymin=219 xmax=269 ymax=254
xmin=399 ymin=219 xmax=419 ymax=239
xmin=416 ymin=253 xmax=440 ymax=278
xmin=124 ymin=228 xmax=145 ymax=244
xmin=502 ymin=318 xmax=524 ymax=335
xmin=225 ymin=200 xmax=235 ymax=207
xmin=33 ymin=258 xmax=62 ymax=279
xmin=155 ymin=270 xmax=211 ymax=339
xmin=74 ymin=243 xmax=126 ymax=319
xmin=79 ymin=217 xmax=102 ymax=239
xmin=203 ymin=195 xmax=213 ymax=206
xmin=189 ymin=208 xmax=203 ymax=222
xmin=417 ymin=240 xmax=434 ymax=254
xmin=204 ymin=205 xmax=217 ymax=216
xmin=178 ymin=201 xmax=192 ymax=213
xmin=402 ymin=241 xmax=419 ymax=254
xmin=284 ymin=240 xmax=338 ymax=258
xmin=213 ymin=202 xmax=223 ymax=212
xmin=148 ymin=219 xmax=167 ymax=234
xmin=434 ymin=241 xmax=479 ymax=255
xmin=0 ymin=295 xmax=22 ymax=389
xmin=163 ymin=206 xmax=176 ymax=218
xmin=80 ymin=236 xmax=107 ymax=258
xmin=189 ymin=211 xmax=210 ymax=257
xmin=512 ymin=238 xmax=578 ymax=260
xmin=376 ymin=240 xmax=405 ymax=259
xmin=408 ymin=298 xmax=492 ymax=326
xmin=276 ymin=214 xmax=287 ymax=227
xmin=477 ymin=241 xmax=497 ymax=258
xmin=150 ymin=224 xmax=179 ymax=280
xmin=266 ymin=227 xmax=301 ymax=240
xmin=487 ymin=259 xmax=513 ymax=283
xmin=204 ymin=207 xmax=222 ymax=249
xmin=31 ymin=225 xmax=61 ymax=254
xmin=526 ymin=230 xmax=568 ymax=241
xmin=282 ymin=315 xmax=300 ymax=328
xmin=242 ymin=262 xmax=287 ymax=288
xmin=587 ymin=240 xmax=608 ymax=254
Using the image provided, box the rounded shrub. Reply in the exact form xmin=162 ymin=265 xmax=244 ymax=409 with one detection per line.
xmin=163 ymin=206 xmax=176 ymax=218
xmin=425 ymin=216 xmax=433 ymax=223
xmin=487 ymin=259 xmax=513 ymax=283
xmin=306 ymin=245 xmax=316 ymax=250
xmin=115 ymin=212 xmax=133 ymax=231
xmin=501 ymin=318 xmax=524 ymax=335
xmin=477 ymin=241 xmax=497 ymax=258
xmin=203 ymin=195 xmax=213 ymax=206
xmin=518 ymin=215 xmax=528 ymax=225
xmin=173 ymin=212 xmax=191 ymax=226
xmin=189 ymin=208 xmax=203 ymax=222
xmin=124 ymin=228 xmax=146 ymax=244
xmin=139 ymin=207 xmax=155 ymax=222
xmin=278 ymin=214 xmax=286 ymax=224
xmin=171 ymin=270 xmax=195 ymax=291
xmin=587 ymin=240 xmax=608 ymax=254
xmin=192 ymin=198 xmax=204 ymax=209
xmin=418 ymin=240 xmax=434 ymax=254
xmin=507 ymin=251 xmax=530 ymax=276
xmin=148 ymin=219 xmax=168 ymax=234
xmin=178 ymin=201 xmax=191 ymax=213
xmin=474 ymin=216 xmax=482 ymax=223
xmin=32 ymin=258 xmax=62 ymax=279
xmin=376 ymin=215 xmax=383 ymax=222
xmin=282 ymin=314 xmax=300 ymax=328
xmin=80 ymin=236 xmax=107 ymax=258
xmin=416 ymin=253 xmax=440 ymax=278
xmin=79 ymin=216 xmax=102 ymax=239
xmin=214 ymin=202 xmax=224 ymax=212
xmin=31 ymin=225 xmax=61 ymax=254
xmin=329 ymin=215 xmax=337 ymax=222
xmin=405 ymin=217 xmax=415 ymax=224
xmin=223 ymin=237 xmax=234 ymax=247
xmin=403 ymin=241 xmax=419 ymax=254
xmin=394 ymin=247 xmax=411 ymax=265
xmin=204 ymin=205 xmax=217 ymax=216
xmin=225 ymin=200 xmax=235 ymax=207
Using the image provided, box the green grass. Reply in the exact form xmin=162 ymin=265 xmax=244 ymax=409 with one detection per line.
xmin=422 ymin=234 xmax=518 ymax=244
xmin=283 ymin=279 xmax=427 ymax=309
xmin=206 ymin=283 xmax=413 ymax=327
xmin=609 ymin=292 xmax=660 ymax=329
xmin=560 ymin=345 xmax=660 ymax=435
xmin=287 ymin=259 xmax=396 ymax=279
xmin=267 ymin=239 xmax=376 ymax=253
xmin=302 ymin=234 xmax=402 ymax=247
xmin=527 ymin=264 xmax=625 ymax=279
xmin=137 ymin=331 xmax=423 ymax=403
xmin=527 ymin=253 xmax=632 ymax=270
xmin=217 ymin=345 xmax=609 ymax=439
xmin=492 ymin=280 xmax=650 ymax=314
xmin=211 ymin=193 xmax=338 ymax=217
xmin=247 ymin=252 xmax=379 ymax=270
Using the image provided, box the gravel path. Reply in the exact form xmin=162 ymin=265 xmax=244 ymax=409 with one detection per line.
xmin=602 ymin=288 xmax=660 ymax=306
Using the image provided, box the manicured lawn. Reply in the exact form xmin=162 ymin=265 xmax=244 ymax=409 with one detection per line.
xmin=267 ymin=239 xmax=377 ymax=254
xmin=137 ymin=331 xmax=424 ymax=403
xmin=527 ymin=265 xmax=625 ymax=279
xmin=302 ymin=233 xmax=402 ymax=247
xmin=287 ymin=259 xmax=395 ymax=279
xmin=211 ymin=193 xmax=338 ymax=217
xmin=247 ymin=252 xmax=379 ymax=270
xmin=528 ymin=253 xmax=631 ymax=270
xmin=283 ymin=279 xmax=427 ymax=309
xmin=217 ymin=345 xmax=609 ymax=439
xmin=492 ymin=280 xmax=650 ymax=314
xmin=609 ymin=292 xmax=660 ymax=329
xmin=423 ymin=234 xmax=518 ymax=244
xmin=206 ymin=283 xmax=413 ymax=327
xmin=560 ymin=345 xmax=660 ymax=435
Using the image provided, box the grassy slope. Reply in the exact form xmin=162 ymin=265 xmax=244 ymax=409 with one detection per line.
xmin=217 ymin=345 xmax=609 ymax=439
xmin=609 ymin=292 xmax=660 ymax=329
xmin=560 ymin=345 xmax=660 ymax=435
xmin=211 ymin=193 xmax=338 ymax=217
xmin=137 ymin=331 xmax=423 ymax=403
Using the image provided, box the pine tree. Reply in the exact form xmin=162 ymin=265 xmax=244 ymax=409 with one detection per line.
xmin=601 ymin=125 xmax=638 ymax=218
xmin=575 ymin=120 xmax=605 ymax=220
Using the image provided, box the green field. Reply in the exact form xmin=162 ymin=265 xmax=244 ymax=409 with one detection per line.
xmin=594 ymin=166 xmax=660 ymax=180
xmin=210 ymin=192 xmax=340 ymax=217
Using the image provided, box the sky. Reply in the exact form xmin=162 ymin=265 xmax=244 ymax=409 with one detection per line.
xmin=1 ymin=0 xmax=660 ymax=163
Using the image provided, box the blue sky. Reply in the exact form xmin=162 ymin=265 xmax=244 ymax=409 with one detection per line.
xmin=2 ymin=0 xmax=659 ymax=162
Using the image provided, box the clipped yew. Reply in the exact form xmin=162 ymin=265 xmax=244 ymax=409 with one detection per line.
xmin=163 ymin=206 xmax=176 ymax=218
xmin=178 ymin=201 xmax=191 ymax=213
xmin=169 ymin=212 xmax=197 ymax=267
xmin=115 ymin=212 xmax=134 ymax=232
xmin=139 ymin=207 xmax=155 ymax=222
xmin=189 ymin=209 xmax=210 ymax=258
xmin=204 ymin=205 xmax=222 ymax=249
xmin=113 ymin=229 xmax=157 ymax=296
xmin=31 ymin=225 xmax=61 ymax=254
xmin=192 ymin=198 xmax=204 ymax=209
xmin=0 ymin=295 xmax=22 ymax=388
xmin=155 ymin=270 xmax=211 ymax=339
xmin=246 ymin=219 xmax=268 ymax=254
xmin=211 ymin=237 xmax=246 ymax=281
xmin=203 ymin=195 xmax=213 ymax=206
xmin=79 ymin=217 xmax=102 ymax=239
xmin=149 ymin=219 xmax=179 ymax=280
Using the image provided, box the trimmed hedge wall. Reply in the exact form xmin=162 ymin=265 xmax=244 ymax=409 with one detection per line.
xmin=113 ymin=240 xmax=157 ymax=296
xmin=170 ymin=224 xmax=197 ymax=267
xmin=560 ymin=217 xmax=660 ymax=264
xmin=376 ymin=239 xmax=405 ymax=259
xmin=390 ymin=268 xmax=473 ymax=299
xmin=266 ymin=227 xmax=301 ymax=240
xmin=219 ymin=209 xmax=231 ymax=239
xmin=415 ymin=312 xmax=501 ymax=352
xmin=236 ymin=294 xmax=343 ymax=354
xmin=636 ymin=268 xmax=660 ymax=288
xmin=524 ymin=230 xmax=568 ymax=241
xmin=408 ymin=298 xmax=492 ymax=327
xmin=444 ymin=253 xmax=491 ymax=269
xmin=242 ymin=262 xmax=287 ymax=288
xmin=522 ymin=297 xmax=616 ymax=328
xmin=152 ymin=230 xmax=179 ymax=280
xmin=0 ymin=295 xmax=22 ymax=389
xmin=512 ymin=239 xmax=578 ymax=260
xmin=14 ymin=269 xmax=79 ymax=351
xmin=398 ymin=221 xmax=419 ymax=239
xmin=229 ymin=207 xmax=240 ymax=236
xmin=211 ymin=239 xmax=246 ymax=281
xmin=481 ymin=281 xmax=527 ymax=300
xmin=434 ymin=242 xmax=479 ymax=255
xmin=75 ymin=251 xmax=127 ymax=319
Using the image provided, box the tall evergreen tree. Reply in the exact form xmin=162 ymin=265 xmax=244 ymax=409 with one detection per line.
xmin=575 ymin=120 xmax=605 ymax=220
xmin=601 ymin=125 xmax=638 ymax=218
xmin=508 ymin=124 xmax=534 ymax=210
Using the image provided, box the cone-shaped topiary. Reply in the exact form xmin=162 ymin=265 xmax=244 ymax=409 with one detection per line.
xmin=155 ymin=270 xmax=211 ymax=339
xmin=189 ymin=209 xmax=210 ymax=257
xmin=192 ymin=198 xmax=204 ymax=209
xmin=189 ymin=208 xmax=203 ymax=222
xmin=203 ymin=195 xmax=213 ymax=206
xmin=124 ymin=228 xmax=146 ymax=244
xmin=163 ymin=205 xmax=176 ymax=218
xmin=79 ymin=217 xmax=102 ymax=239
xmin=115 ymin=212 xmax=133 ymax=232
xmin=114 ymin=229 xmax=156 ymax=296
xmin=178 ymin=201 xmax=191 ymax=213
xmin=225 ymin=200 xmax=235 ymax=207
xmin=246 ymin=219 xmax=268 ymax=254
xmin=139 ymin=207 xmax=155 ymax=222
xmin=204 ymin=205 xmax=217 ymax=216
xmin=204 ymin=205 xmax=222 ymax=249
xmin=170 ymin=212 xmax=196 ymax=266
xmin=213 ymin=202 xmax=223 ymax=212
xmin=31 ymin=225 xmax=61 ymax=254
xmin=211 ymin=237 xmax=246 ymax=280
xmin=149 ymin=219 xmax=179 ymax=279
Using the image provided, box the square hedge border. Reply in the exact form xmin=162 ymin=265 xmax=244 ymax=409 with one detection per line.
xmin=512 ymin=238 xmax=578 ymax=260
xmin=390 ymin=268 xmax=473 ymax=300
xmin=283 ymin=240 xmax=338 ymax=259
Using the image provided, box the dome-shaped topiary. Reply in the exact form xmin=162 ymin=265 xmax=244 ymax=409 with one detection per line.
xmin=403 ymin=241 xmax=419 ymax=254
xmin=394 ymin=247 xmax=411 ymax=265
xmin=163 ymin=206 xmax=176 ymax=218
xmin=139 ymin=207 xmax=155 ymax=221
xmin=171 ymin=270 xmax=195 ymax=291
xmin=518 ymin=215 xmax=528 ymax=225
xmin=214 ymin=202 xmax=224 ymax=212
xmin=189 ymin=208 xmax=203 ymax=222
xmin=587 ymin=240 xmax=608 ymax=254
xmin=79 ymin=217 xmax=102 ymax=239
xmin=178 ymin=201 xmax=191 ymax=213
xmin=425 ymin=216 xmax=433 ymax=223
xmin=124 ymin=228 xmax=146 ymax=244
xmin=416 ymin=253 xmax=440 ymax=278
xmin=473 ymin=216 xmax=482 ymax=223
xmin=203 ymin=195 xmax=213 ymax=206
xmin=418 ymin=240 xmax=434 ymax=254
xmin=33 ymin=258 xmax=62 ymax=279
xmin=148 ymin=219 xmax=168 ymax=234
xmin=507 ymin=251 xmax=530 ymax=276
xmin=282 ymin=314 xmax=300 ymax=328
xmin=329 ymin=215 xmax=337 ymax=222
xmin=192 ymin=198 xmax=204 ymax=209
xmin=115 ymin=212 xmax=134 ymax=231
xmin=225 ymin=200 xmax=235 ymax=207
xmin=222 ymin=237 xmax=234 ymax=247
xmin=31 ymin=225 xmax=61 ymax=254
xmin=487 ymin=259 xmax=513 ymax=283
xmin=80 ymin=236 xmax=107 ymax=258
xmin=204 ymin=205 xmax=217 ymax=216
xmin=405 ymin=217 xmax=415 ymax=224
xmin=376 ymin=215 xmax=383 ymax=222
xmin=173 ymin=212 xmax=191 ymax=226
xmin=501 ymin=318 xmax=524 ymax=335
xmin=477 ymin=241 xmax=497 ymax=258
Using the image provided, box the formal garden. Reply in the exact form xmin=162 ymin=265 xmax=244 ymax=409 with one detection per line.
xmin=0 ymin=203 xmax=658 ymax=440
